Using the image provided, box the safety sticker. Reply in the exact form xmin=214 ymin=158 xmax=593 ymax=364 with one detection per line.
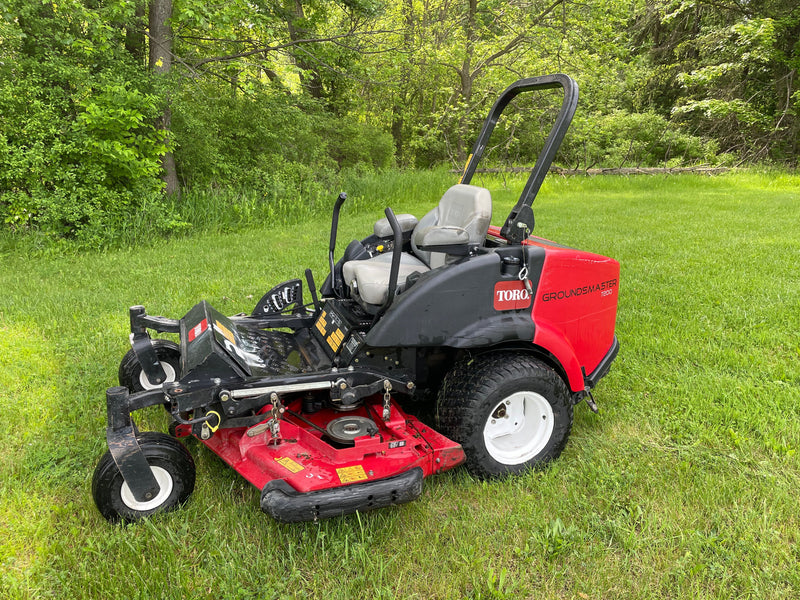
xmin=275 ymin=457 xmax=305 ymax=474
xmin=214 ymin=320 xmax=236 ymax=345
xmin=326 ymin=328 xmax=344 ymax=351
xmin=459 ymin=153 xmax=473 ymax=183
xmin=315 ymin=311 xmax=328 ymax=335
xmin=188 ymin=318 xmax=208 ymax=342
xmin=336 ymin=465 xmax=368 ymax=483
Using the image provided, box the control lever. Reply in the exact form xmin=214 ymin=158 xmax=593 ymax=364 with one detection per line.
xmin=328 ymin=192 xmax=347 ymax=297
xmin=373 ymin=207 xmax=403 ymax=323
xmin=305 ymin=268 xmax=321 ymax=314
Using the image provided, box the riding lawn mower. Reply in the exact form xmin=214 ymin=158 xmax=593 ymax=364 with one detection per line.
xmin=91 ymin=74 xmax=620 ymax=523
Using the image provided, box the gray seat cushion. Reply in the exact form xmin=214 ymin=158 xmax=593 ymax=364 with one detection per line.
xmin=341 ymin=252 xmax=429 ymax=306
xmin=412 ymin=184 xmax=492 ymax=269
xmin=342 ymin=184 xmax=492 ymax=307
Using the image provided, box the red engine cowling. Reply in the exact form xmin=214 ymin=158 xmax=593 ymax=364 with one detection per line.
xmin=524 ymin=234 xmax=620 ymax=392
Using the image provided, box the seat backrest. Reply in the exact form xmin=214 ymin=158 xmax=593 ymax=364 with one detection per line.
xmin=412 ymin=184 xmax=492 ymax=268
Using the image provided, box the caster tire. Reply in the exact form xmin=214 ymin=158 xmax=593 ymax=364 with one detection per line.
xmin=92 ymin=432 xmax=196 ymax=523
xmin=118 ymin=339 xmax=181 ymax=392
xmin=437 ymin=352 xmax=573 ymax=479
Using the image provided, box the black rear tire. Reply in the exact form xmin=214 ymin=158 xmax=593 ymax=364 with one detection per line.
xmin=92 ymin=432 xmax=195 ymax=523
xmin=118 ymin=339 xmax=181 ymax=392
xmin=437 ymin=352 xmax=573 ymax=479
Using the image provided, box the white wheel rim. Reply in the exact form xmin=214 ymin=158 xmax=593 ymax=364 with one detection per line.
xmin=483 ymin=391 xmax=554 ymax=465
xmin=138 ymin=362 xmax=177 ymax=390
xmin=120 ymin=466 xmax=174 ymax=511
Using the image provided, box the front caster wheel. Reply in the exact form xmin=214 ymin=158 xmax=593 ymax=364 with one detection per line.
xmin=118 ymin=339 xmax=181 ymax=392
xmin=437 ymin=353 xmax=573 ymax=479
xmin=92 ymin=432 xmax=196 ymax=523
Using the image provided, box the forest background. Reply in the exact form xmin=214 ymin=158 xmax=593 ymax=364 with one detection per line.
xmin=1 ymin=0 xmax=798 ymax=248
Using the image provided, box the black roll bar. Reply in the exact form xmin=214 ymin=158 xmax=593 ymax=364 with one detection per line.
xmin=459 ymin=74 xmax=579 ymax=245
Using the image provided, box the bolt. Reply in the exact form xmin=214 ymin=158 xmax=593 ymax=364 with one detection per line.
xmin=340 ymin=382 xmax=347 ymax=390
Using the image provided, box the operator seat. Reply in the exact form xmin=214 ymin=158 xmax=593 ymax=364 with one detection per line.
xmin=341 ymin=184 xmax=492 ymax=307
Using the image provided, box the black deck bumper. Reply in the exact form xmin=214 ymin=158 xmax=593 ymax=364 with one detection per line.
xmin=260 ymin=467 xmax=424 ymax=523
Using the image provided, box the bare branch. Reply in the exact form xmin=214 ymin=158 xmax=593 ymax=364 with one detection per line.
xmin=189 ymin=29 xmax=401 ymax=68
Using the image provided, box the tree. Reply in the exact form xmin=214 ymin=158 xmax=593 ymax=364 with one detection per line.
xmin=149 ymin=0 xmax=180 ymax=194
xmin=0 ymin=0 xmax=168 ymax=242
xmin=631 ymin=0 xmax=799 ymax=161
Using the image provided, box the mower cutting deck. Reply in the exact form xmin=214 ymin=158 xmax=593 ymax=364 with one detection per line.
xmin=92 ymin=74 xmax=620 ymax=523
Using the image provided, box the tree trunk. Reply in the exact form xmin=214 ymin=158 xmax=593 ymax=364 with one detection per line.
xmin=455 ymin=0 xmax=478 ymax=163
xmin=126 ymin=1 xmax=147 ymax=62
xmin=149 ymin=0 xmax=180 ymax=196
xmin=286 ymin=0 xmax=323 ymax=99
xmin=391 ymin=0 xmax=415 ymax=163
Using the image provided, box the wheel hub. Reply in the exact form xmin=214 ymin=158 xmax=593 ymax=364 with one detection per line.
xmin=483 ymin=391 xmax=554 ymax=465
xmin=138 ymin=362 xmax=177 ymax=391
xmin=120 ymin=466 xmax=174 ymax=511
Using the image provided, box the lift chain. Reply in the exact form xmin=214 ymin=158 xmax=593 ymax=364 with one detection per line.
xmin=382 ymin=380 xmax=392 ymax=421
xmin=267 ymin=392 xmax=285 ymax=441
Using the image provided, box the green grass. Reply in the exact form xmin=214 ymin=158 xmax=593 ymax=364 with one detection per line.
xmin=1 ymin=170 xmax=799 ymax=599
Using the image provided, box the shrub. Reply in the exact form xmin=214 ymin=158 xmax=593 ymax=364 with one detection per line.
xmin=0 ymin=0 xmax=175 ymax=246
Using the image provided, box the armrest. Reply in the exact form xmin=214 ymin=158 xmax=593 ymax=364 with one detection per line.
xmin=415 ymin=225 xmax=472 ymax=255
xmin=417 ymin=225 xmax=469 ymax=246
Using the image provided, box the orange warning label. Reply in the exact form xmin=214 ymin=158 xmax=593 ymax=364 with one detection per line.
xmin=275 ymin=457 xmax=304 ymax=473
xmin=326 ymin=327 xmax=344 ymax=351
xmin=336 ymin=465 xmax=368 ymax=483
xmin=214 ymin=320 xmax=236 ymax=344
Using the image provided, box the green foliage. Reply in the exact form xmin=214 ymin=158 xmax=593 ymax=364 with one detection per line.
xmin=172 ymin=83 xmax=394 ymax=193
xmin=2 ymin=0 xmax=798 ymax=250
xmin=631 ymin=0 xmax=800 ymax=161
xmin=322 ymin=120 xmax=395 ymax=170
xmin=0 ymin=0 xmax=178 ymax=247
xmin=563 ymin=110 xmax=720 ymax=169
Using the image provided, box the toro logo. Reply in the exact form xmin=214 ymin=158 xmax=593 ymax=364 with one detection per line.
xmin=493 ymin=281 xmax=531 ymax=311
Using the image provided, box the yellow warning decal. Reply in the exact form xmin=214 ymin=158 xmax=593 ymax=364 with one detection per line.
xmin=315 ymin=311 xmax=328 ymax=335
xmin=326 ymin=328 xmax=344 ymax=351
xmin=459 ymin=153 xmax=473 ymax=183
xmin=275 ymin=456 xmax=305 ymax=473
xmin=336 ymin=465 xmax=368 ymax=484
xmin=214 ymin=320 xmax=236 ymax=345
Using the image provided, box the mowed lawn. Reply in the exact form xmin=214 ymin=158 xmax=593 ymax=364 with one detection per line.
xmin=1 ymin=171 xmax=798 ymax=599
